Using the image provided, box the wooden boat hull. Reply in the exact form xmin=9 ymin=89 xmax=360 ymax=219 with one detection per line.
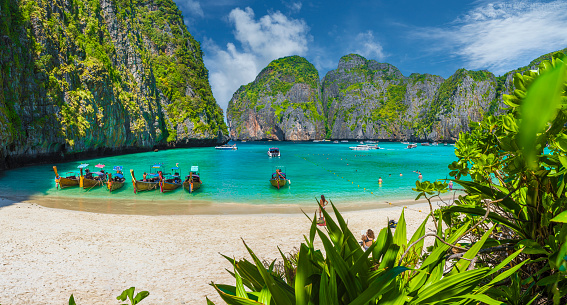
xmin=107 ymin=181 xmax=125 ymax=192
xmin=183 ymin=181 xmax=202 ymax=192
xmin=82 ymin=178 xmax=104 ymax=189
xmin=270 ymin=179 xmax=287 ymax=188
xmin=134 ymin=180 xmax=159 ymax=192
xmin=57 ymin=177 xmax=79 ymax=189
xmin=161 ymin=181 xmax=181 ymax=192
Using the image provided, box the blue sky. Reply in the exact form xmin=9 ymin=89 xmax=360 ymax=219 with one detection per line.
xmin=172 ymin=0 xmax=567 ymax=112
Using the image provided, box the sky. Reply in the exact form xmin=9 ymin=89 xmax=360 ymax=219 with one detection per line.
xmin=171 ymin=0 xmax=567 ymax=113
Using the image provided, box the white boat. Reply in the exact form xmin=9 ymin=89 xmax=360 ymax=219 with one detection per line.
xmin=267 ymin=147 xmax=280 ymax=157
xmin=366 ymin=140 xmax=377 ymax=144
xmin=313 ymin=140 xmax=321 ymax=143
xmin=215 ymin=144 xmax=238 ymax=150
xmin=366 ymin=144 xmax=382 ymax=150
xmin=401 ymin=142 xmax=410 ymax=145
xmin=333 ymin=140 xmax=339 ymax=143
xmin=341 ymin=140 xmax=348 ymax=143
xmin=407 ymin=144 xmax=417 ymax=149
xmin=349 ymin=144 xmax=371 ymax=151
xmin=432 ymin=142 xmax=439 ymax=146
xmin=421 ymin=143 xmax=430 ymax=146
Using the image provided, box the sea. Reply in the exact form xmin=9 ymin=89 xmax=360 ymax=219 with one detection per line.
xmin=0 ymin=141 xmax=458 ymax=213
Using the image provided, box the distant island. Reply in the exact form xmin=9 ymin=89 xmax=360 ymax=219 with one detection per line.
xmin=227 ymin=49 xmax=567 ymax=142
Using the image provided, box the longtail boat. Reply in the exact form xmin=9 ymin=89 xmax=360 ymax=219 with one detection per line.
xmin=53 ymin=166 xmax=79 ymax=189
xmin=78 ymin=163 xmax=107 ymax=189
xmin=183 ymin=166 xmax=202 ymax=193
xmin=107 ymin=166 xmax=126 ymax=192
xmin=270 ymin=166 xmax=289 ymax=189
xmin=130 ymin=164 xmax=161 ymax=193
xmin=159 ymin=165 xmax=182 ymax=192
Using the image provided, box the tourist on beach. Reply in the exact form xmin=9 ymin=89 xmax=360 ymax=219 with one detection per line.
xmin=360 ymin=229 xmax=375 ymax=250
xmin=378 ymin=177 xmax=382 ymax=184
xmin=449 ymin=180 xmax=453 ymax=190
xmin=143 ymin=172 xmax=147 ymax=182
xmin=318 ymin=195 xmax=328 ymax=218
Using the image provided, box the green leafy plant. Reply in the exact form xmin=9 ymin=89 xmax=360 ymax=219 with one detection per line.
xmin=440 ymin=54 xmax=567 ymax=304
xmin=208 ymin=200 xmax=517 ymax=304
xmin=68 ymin=287 xmax=149 ymax=305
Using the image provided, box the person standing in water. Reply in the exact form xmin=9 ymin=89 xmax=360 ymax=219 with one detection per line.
xmin=378 ymin=177 xmax=383 ymax=185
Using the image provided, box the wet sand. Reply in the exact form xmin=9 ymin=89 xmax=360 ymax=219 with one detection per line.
xmin=0 ymin=196 xmax=448 ymax=304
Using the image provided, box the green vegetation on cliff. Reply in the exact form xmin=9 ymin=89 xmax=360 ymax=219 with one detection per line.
xmin=0 ymin=0 xmax=226 ymax=165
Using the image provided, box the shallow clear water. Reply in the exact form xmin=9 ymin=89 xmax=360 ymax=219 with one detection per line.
xmin=0 ymin=141 xmax=457 ymax=208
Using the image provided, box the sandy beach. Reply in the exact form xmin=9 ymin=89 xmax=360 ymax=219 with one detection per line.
xmin=0 ymin=197 xmax=443 ymax=304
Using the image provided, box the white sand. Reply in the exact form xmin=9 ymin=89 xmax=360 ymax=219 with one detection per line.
xmin=0 ymin=198 xmax=443 ymax=304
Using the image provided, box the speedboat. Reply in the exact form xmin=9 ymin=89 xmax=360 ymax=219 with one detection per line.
xmin=215 ymin=144 xmax=238 ymax=150
xmin=349 ymin=144 xmax=371 ymax=151
xmin=341 ymin=140 xmax=348 ymax=143
xmin=401 ymin=142 xmax=410 ymax=145
xmin=421 ymin=143 xmax=430 ymax=146
xmin=407 ymin=143 xmax=418 ymax=149
xmin=267 ymin=147 xmax=280 ymax=157
xmin=333 ymin=140 xmax=339 ymax=143
xmin=366 ymin=144 xmax=382 ymax=150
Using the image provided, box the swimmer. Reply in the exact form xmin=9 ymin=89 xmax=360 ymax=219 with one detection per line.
xmin=378 ymin=177 xmax=383 ymax=184
xmin=418 ymin=173 xmax=423 ymax=179
xmin=399 ymin=173 xmax=402 ymax=177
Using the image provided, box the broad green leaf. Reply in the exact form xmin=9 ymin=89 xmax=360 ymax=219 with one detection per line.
xmin=317 ymin=227 xmax=359 ymax=300
xmin=294 ymin=244 xmax=312 ymax=305
xmin=69 ymin=295 xmax=76 ymax=305
xmin=348 ymin=266 xmax=410 ymax=305
xmin=372 ymin=227 xmax=392 ymax=261
xmin=242 ymin=242 xmax=296 ymax=305
xmin=379 ymin=244 xmax=400 ymax=270
xmin=133 ymin=291 xmax=149 ymax=304
xmin=456 ymin=294 xmax=506 ymax=305
xmin=258 ymin=286 xmax=271 ymax=305
xmin=393 ymin=209 xmax=407 ymax=249
xmin=520 ymin=60 xmax=566 ymax=169
xmin=516 ymin=239 xmax=548 ymax=255
xmin=551 ymin=210 xmax=567 ymax=223
xmin=443 ymin=205 xmax=523 ymax=234
xmin=235 ymin=263 xmax=248 ymax=298
xmin=319 ymin=266 xmax=339 ymax=305
xmin=448 ymin=226 xmax=495 ymax=275
xmin=409 ymin=268 xmax=489 ymax=304
xmin=406 ymin=215 xmax=429 ymax=265
xmin=212 ymin=283 xmax=264 ymax=305
xmin=206 ymin=296 xmax=217 ymax=305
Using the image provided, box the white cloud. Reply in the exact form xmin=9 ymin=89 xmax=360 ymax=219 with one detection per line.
xmin=174 ymin=0 xmax=204 ymax=18
xmin=352 ymin=31 xmax=386 ymax=61
xmin=284 ymin=1 xmax=302 ymax=13
xmin=421 ymin=0 xmax=567 ymax=74
xmin=204 ymin=7 xmax=310 ymax=112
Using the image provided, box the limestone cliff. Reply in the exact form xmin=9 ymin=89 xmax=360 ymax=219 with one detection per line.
xmin=227 ymin=56 xmax=325 ymax=141
xmin=0 ymin=0 xmax=228 ymax=169
xmin=228 ymin=49 xmax=567 ymax=142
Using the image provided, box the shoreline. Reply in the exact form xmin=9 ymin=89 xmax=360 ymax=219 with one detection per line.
xmin=0 ymin=197 xmax=445 ymax=304
xmin=0 ymin=191 xmax=461 ymax=215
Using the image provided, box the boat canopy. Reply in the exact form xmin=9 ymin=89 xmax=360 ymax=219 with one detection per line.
xmin=152 ymin=164 xmax=162 ymax=169
xmin=115 ymin=173 xmax=124 ymax=179
xmin=171 ymin=166 xmax=179 ymax=170
xmin=113 ymin=166 xmax=123 ymax=171
xmin=77 ymin=164 xmax=89 ymax=169
xmin=95 ymin=163 xmax=105 ymax=168
xmin=191 ymin=166 xmax=199 ymax=172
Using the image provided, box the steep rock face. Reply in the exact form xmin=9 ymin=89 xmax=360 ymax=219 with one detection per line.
xmin=323 ymin=55 xmax=500 ymax=141
xmin=0 ymin=0 xmax=227 ymax=169
xmin=227 ymin=56 xmax=325 ymax=141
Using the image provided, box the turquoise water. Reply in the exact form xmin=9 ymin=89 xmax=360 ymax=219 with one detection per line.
xmin=0 ymin=141 xmax=457 ymax=208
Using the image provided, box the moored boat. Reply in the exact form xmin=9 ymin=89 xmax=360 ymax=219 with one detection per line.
xmin=107 ymin=166 xmax=125 ymax=192
xmin=215 ymin=144 xmax=238 ymax=150
xmin=407 ymin=143 xmax=418 ymax=149
xmin=270 ymin=166 xmax=289 ymax=189
xmin=159 ymin=166 xmax=182 ymax=192
xmin=53 ymin=166 xmax=79 ymax=189
xmin=183 ymin=166 xmax=203 ymax=193
xmin=78 ymin=163 xmax=107 ymax=189
xmin=341 ymin=140 xmax=348 ymax=143
xmin=267 ymin=147 xmax=280 ymax=157
xmin=421 ymin=142 xmax=430 ymax=146
xmin=130 ymin=164 xmax=161 ymax=193
xmin=349 ymin=144 xmax=371 ymax=151
xmin=333 ymin=140 xmax=339 ymax=143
